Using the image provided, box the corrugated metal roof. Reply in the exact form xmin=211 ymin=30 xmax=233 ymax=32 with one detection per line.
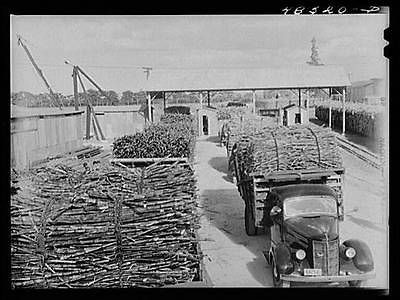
xmin=144 ymin=65 xmax=350 ymax=92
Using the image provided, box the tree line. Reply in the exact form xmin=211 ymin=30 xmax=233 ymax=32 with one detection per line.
xmin=11 ymin=89 xmax=326 ymax=108
xmin=11 ymin=90 xmax=149 ymax=108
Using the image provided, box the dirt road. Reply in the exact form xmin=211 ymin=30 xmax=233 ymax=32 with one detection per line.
xmin=194 ymin=135 xmax=388 ymax=288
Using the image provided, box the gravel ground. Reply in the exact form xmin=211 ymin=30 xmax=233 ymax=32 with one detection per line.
xmin=194 ymin=135 xmax=388 ymax=289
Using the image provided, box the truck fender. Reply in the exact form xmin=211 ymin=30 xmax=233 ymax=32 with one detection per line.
xmin=343 ymin=239 xmax=374 ymax=272
xmin=274 ymin=243 xmax=294 ymax=275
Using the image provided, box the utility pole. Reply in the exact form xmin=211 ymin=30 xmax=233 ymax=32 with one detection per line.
xmin=17 ymin=34 xmax=62 ymax=109
xmin=142 ymin=67 xmax=152 ymax=80
xmin=143 ymin=67 xmax=153 ymax=122
xmin=65 ymin=60 xmax=106 ymax=140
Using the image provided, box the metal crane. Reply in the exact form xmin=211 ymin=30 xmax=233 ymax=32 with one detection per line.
xmin=16 ymin=34 xmax=63 ymax=109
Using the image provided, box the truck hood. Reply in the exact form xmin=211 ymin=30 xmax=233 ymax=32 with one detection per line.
xmin=285 ymin=216 xmax=338 ymax=241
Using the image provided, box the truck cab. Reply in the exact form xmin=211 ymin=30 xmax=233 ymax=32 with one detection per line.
xmin=266 ymin=184 xmax=375 ymax=287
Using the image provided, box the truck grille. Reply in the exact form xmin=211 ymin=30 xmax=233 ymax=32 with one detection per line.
xmin=312 ymin=239 xmax=339 ymax=276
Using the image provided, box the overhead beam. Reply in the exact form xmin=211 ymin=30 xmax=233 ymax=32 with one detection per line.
xmin=76 ymin=71 xmax=105 ymax=140
xmin=76 ymin=66 xmax=115 ymax=106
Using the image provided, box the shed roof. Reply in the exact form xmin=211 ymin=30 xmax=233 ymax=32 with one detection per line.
xmin=144 ymin=65 xmax=350 ymax=92
xmin=283 ymin=104 xmax=307 ymax=111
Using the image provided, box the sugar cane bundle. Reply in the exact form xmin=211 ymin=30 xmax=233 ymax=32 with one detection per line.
xmin=160 ymin=113 xmax=197 ymax=136
xmin=234 ymin=125 xmax=342 ymax=176
xmin=225 ymin=116 xmax=278 ymax=156
xmin=112 ymin=122 xmax=195 ymax=159
xmin=217 ymin=106 xmax=251 ymax=120
xmin=11 ymin=160 xmax=200 ymax=288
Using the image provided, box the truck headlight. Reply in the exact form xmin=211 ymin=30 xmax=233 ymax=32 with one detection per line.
xmin=295 ymin=249 xmax=306 ymax=260
xmin=345 ymin=247 xmax=356 ymax=259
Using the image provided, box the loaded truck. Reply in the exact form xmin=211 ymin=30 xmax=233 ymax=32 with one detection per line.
xmin=230 ymin=127 xmax=375 ymax=287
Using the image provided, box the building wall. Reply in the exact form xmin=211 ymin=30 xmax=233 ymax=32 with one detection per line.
xmin=348 ymin=79 xmax=385 ymax=104
xmin=11 ymin=111 xmax=84 ymax=170
xmin=94 ymin=111 xmax=146 ymax=140
xmin=285 ymin=107 xmax=309 ymax=126
xmin=197 ymin=108 xmax=219 ymax=136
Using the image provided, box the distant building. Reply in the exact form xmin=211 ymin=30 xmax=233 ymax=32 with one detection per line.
xmin=282 ymin=104 xmax=309 ymax=126
xmin=258 ymin=108 xmax=282 ymax=125
xmin=196 ymin=105 xmax=219 ymax=136
xmin=348 ymin=78 xmax=385 ymax=105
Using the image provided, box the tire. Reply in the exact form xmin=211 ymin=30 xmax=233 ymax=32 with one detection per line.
xmin=271 ymin=257 xmax=283 ymax=287
xmin=244 ymin=204 xmax=257 ymax=236
xmin=348 ymin=280 xmax=362 ymax=287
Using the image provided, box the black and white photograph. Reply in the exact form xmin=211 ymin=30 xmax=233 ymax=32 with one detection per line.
xmin=10 ymin=12 xmax=389 ymax=289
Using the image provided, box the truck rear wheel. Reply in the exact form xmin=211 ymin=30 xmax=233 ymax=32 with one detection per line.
xmin=245 ymin=204 xmax=257 ymax=236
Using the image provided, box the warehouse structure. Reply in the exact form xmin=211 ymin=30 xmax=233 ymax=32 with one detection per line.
xmin=348 ymin=78 xmax=385 ymax=105
xmin=143 ymin=65 xmax=351 ymax=135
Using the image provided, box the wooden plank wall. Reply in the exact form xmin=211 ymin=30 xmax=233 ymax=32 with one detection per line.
xmin=87 ymin=111 xmax=146 ymax=140
xmin=10 ymin=112 xmax=84 ymax=170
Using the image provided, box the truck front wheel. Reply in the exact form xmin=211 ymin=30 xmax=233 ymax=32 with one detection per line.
xmin=244 ymin=204 xmax=257 ymax=236
xmin=348 ymin=280 xmax=362 ymax=287
xmin=272 ymin=257 xmax=284 ymax=287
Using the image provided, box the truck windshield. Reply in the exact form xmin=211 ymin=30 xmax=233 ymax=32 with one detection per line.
xmin=283 ymin=195 xmax=337 ymax=218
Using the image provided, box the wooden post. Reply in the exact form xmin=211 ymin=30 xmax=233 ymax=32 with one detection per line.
xmin=298 ymin=89 xmax=302 ymax=123
xmin=200 ymin=92 xmax=203 ymax=108
xmin=328 ymin=87 xmax=332 ymax=128
xmin=252 ymin=90 xmax=256 ymax=115
xmin=342 ymin=87 xmax=346 ymax=135
xmin=207 ymin=91 xmax=210 ymax=107
xmin=147 ymin=93 xmax=152 ymax=123
xmin=163 ymin=92 xmax=166 ymax=113
xmin=73 ymin=67 xmax=79 ymax=111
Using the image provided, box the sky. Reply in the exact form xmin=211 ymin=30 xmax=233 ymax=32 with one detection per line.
xmin=11 ymin=14 xmax=389 ymax=95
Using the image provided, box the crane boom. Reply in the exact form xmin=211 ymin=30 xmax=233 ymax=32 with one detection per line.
xmin=17 ymin=35 xmax=62 ymax=109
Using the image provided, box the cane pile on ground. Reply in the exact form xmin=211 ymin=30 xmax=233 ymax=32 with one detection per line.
xmin=11 ymin=161 xmax=200 ymax=288
xmin=234 ymin=125 xmax=343 ymax=176
xmin=112 ymin=114 xmax=196 ymax=160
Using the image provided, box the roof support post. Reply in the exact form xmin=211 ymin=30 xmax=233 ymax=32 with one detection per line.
xmin=163 ymin=92 xmax=166 ymax=113
xmin=342 ymin=87 xmax=346 ymax=135
xmin=252 ymin=90 xmax=256 ymax=115
xmin=328 ymin=87 xmax=332 ymax=129
xmin=200 ymin=92 xmax=203 ymax=108
xmin=298 ymin=89 xmax=302 ymax=120
xmin=207 ymin=91 xmax=210 ymax=107
xmin=147 ymin=92 xmax=152 ymax=123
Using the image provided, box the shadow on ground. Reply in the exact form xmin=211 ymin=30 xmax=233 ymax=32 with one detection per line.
xmin=345 ymin=215 xmax=386 ymax=233
xmin=200 ymin=188 xmax=271 ymax=286
xmin=204 ymin=135 xmax=221 ymax=144
xmin=208 ymin=156 xmax=234 ymax=183
xmin=199 ymin=152 xmax=272 ymax=286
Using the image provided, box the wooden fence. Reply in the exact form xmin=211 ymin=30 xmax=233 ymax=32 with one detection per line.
xmin=11 ymin=110 xmax=85 ymax=170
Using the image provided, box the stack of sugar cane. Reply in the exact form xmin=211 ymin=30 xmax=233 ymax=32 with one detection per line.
xmin=225 ymin=116 xmax=277 ymax=156
xmin=234 ymin=125 xmax=343 ymax=176
xmin=314 ymin=101 xmax=384 ymax=137
xmin=11 ymin=161 xmax=200 ymax=288
xmin=112 ymin=114 xmax=196 ymax=161
xmin=217 ymin=106 xmax=251 ymax=121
